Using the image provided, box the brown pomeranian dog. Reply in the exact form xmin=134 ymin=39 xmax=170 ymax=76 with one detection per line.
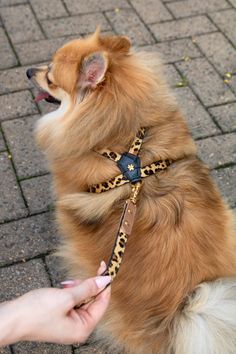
xmin=27 ymin=29 xmax=236 ymax=354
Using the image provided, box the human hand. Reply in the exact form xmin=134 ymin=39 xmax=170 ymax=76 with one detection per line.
xmin=0 ymin=262 xmax=111 ymax=346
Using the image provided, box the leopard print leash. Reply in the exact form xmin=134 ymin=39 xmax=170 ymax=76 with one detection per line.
xmin=89 ymin=128 xmax=172 ymax=281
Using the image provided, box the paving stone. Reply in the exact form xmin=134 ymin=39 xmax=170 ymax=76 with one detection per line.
xmin=0 ymin=259 xmax=50 ymax=302
xmin=0 ymin=5 xmax=44 ymax=44
xmin=0 ymin=213 xmax=58 ymax=266
xmin=0 ymin=66 xmax=31 ymax=94
xmin=150 ymin=15 xmax=216 ymax=42
xmin=209 ymin=9 xmax=236 ymax=45
xmin=64 ymin=0 xmax=130 ymax=14
xmin=174 ymin=87 xmax=220 ymax=139
xmin=209 ymin=103 xmax=236 ymax=133
xmin=0 ymin=91 xmax=38 ymax=120
xmin=2 ymin=115 xmax=48 ymax=179
xmin=197 ymin=133 xmax=236 ymax=169
xmin=166 ymin=0 xmax=230 ymax=18
xmin=0 ymin=91 xmax=38 ymax=121
xmin=140 ymin=38 xmax=201 ymax=63
xmin=41 ymin=13 xmax=110 ymax=38
xmin=130 ymin=0 xmax=172 ymax=24
xmin=0 ymin=28 xmax=18 ymax=69
xmin=0 ymin=153 xmax=27 ymax=223
xmin=164 ymin=64 xmax=182 ymax=87
xmin=45 ymin=253 xmax=67 ymax=287
xmin=21 ymin=174 xmax=54 ymax=213
xmin=176 ymin=58 xmax=235 ymax=107
xmin=30 ymin=0 xmax=68 ymax=20
xmin=211 ymin=166 xmax=236 ymax=208
xmin=106 ymin=9 xmax=154 ymax=45
xmin=13 ymin=343 xmax=73 ymax=354
xmin=0 ymin=129 xmax=6 ymax=151
xmin=196 ymin=32 xmax=236 ymax=75
xmin=0 ymin=347 xmax=11 ymax=354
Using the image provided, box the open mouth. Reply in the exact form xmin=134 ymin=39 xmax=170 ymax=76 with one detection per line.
xmin=35 ymin=91 xmax=61 ymax=105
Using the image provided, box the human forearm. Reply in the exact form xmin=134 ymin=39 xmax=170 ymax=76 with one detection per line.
xmin=0 ymin=299 xmax=26 ymax=346
xmin=0 ymin=267 xmax=111 ymax=346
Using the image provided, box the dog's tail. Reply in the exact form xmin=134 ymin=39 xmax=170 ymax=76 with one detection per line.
xmin=169 ymin=278 xmax=236 ymax=354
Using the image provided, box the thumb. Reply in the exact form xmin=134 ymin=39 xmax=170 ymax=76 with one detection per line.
xmin=67 ymin=276 xmax=111 ymax=307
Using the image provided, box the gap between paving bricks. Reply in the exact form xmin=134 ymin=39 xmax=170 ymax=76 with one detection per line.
xmin=27 ymin=1 xmax=47 ymax=40
xmin=0 ymin=209 xmax=49 ymax=226
xmin=212 ymin=161 xmax=236 ymax=170
xmin=127 ymin=0 xmax=157 ymax=42
xmin=206 ymin=12 xmax=236 ymax=51
xmin=0 ymin=2 xmax=28 ymax=9
xmin=0 ymin=16 xmax=20 ymax=66
xmin=61 ymin=0 xmax=70 ymax=16
xmin=42 ymin=254 xmax=55 ymax=288
xmin=161 ymin=0 xmax=177 ymax=20
xmin=0 ymin=129 xmax=29 ymax=212
xmin=0 ymin=251 xmax=53 ymax=270
xmin=103 ymin=11 xmax=117 ymax=34
xmin=18 ymin=172 xmax=50 ymax=182
xmin=195 ymin=130 xmax=236 ymax=142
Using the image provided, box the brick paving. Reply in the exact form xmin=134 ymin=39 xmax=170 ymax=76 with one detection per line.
xmin=0 ymin=1 xmax=235 ymax=353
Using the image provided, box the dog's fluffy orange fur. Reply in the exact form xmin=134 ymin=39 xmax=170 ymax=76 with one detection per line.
xmin=29 ymin=30 xmax=236 ymax=353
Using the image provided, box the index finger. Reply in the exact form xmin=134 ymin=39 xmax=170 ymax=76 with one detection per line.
xmin=68 ymin=276 xmax=111 ymax=307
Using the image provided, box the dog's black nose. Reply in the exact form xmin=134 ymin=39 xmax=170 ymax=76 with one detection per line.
xmin=26 ymin=68 xmax=36 ymax=79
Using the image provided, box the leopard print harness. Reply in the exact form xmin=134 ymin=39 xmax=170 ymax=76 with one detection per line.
xmin=89 ymin=128 xmax=172 ymax=281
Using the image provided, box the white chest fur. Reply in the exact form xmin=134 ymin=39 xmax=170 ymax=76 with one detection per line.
xmin=35 ymin=98 xmax=70 ymax=151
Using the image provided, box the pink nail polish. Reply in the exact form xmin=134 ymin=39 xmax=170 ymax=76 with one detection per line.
xmin=60 ymin=280 xmax=75 ymax=288
xmin=95 ymin=276 xmax=111 ymax=289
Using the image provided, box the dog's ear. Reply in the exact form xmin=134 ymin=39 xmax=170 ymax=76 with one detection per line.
xmin=100 ymin=35 xmax=131 ymax=54
xmin=80 ymin=52 xmax=108 ymax=89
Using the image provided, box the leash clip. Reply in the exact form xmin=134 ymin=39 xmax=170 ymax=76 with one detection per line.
xmin=130 ymin=181 xmax=142 ymax=204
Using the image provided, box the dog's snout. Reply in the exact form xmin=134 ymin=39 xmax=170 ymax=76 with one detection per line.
xmin=26 ymin=68 xmax=36 ymax=79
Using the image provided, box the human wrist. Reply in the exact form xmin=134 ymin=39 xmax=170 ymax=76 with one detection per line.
xmin=0 ymin=298 xmax=28 ymax=346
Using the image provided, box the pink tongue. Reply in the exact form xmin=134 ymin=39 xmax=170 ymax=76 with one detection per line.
xmin=35 ymin=92 xmax=50 ymax=102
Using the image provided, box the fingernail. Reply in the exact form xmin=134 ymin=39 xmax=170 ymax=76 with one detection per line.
xmin=60 ymin=280 xmax=75 ymax=288
xmin=95 ymin=276 xmax=111 ymax=289
xmin=100 ymin=260 xmax=106 ymax=267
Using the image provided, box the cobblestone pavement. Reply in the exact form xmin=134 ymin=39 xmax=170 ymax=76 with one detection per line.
xmin=0 ymin=0 xmax=236 ymax=353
